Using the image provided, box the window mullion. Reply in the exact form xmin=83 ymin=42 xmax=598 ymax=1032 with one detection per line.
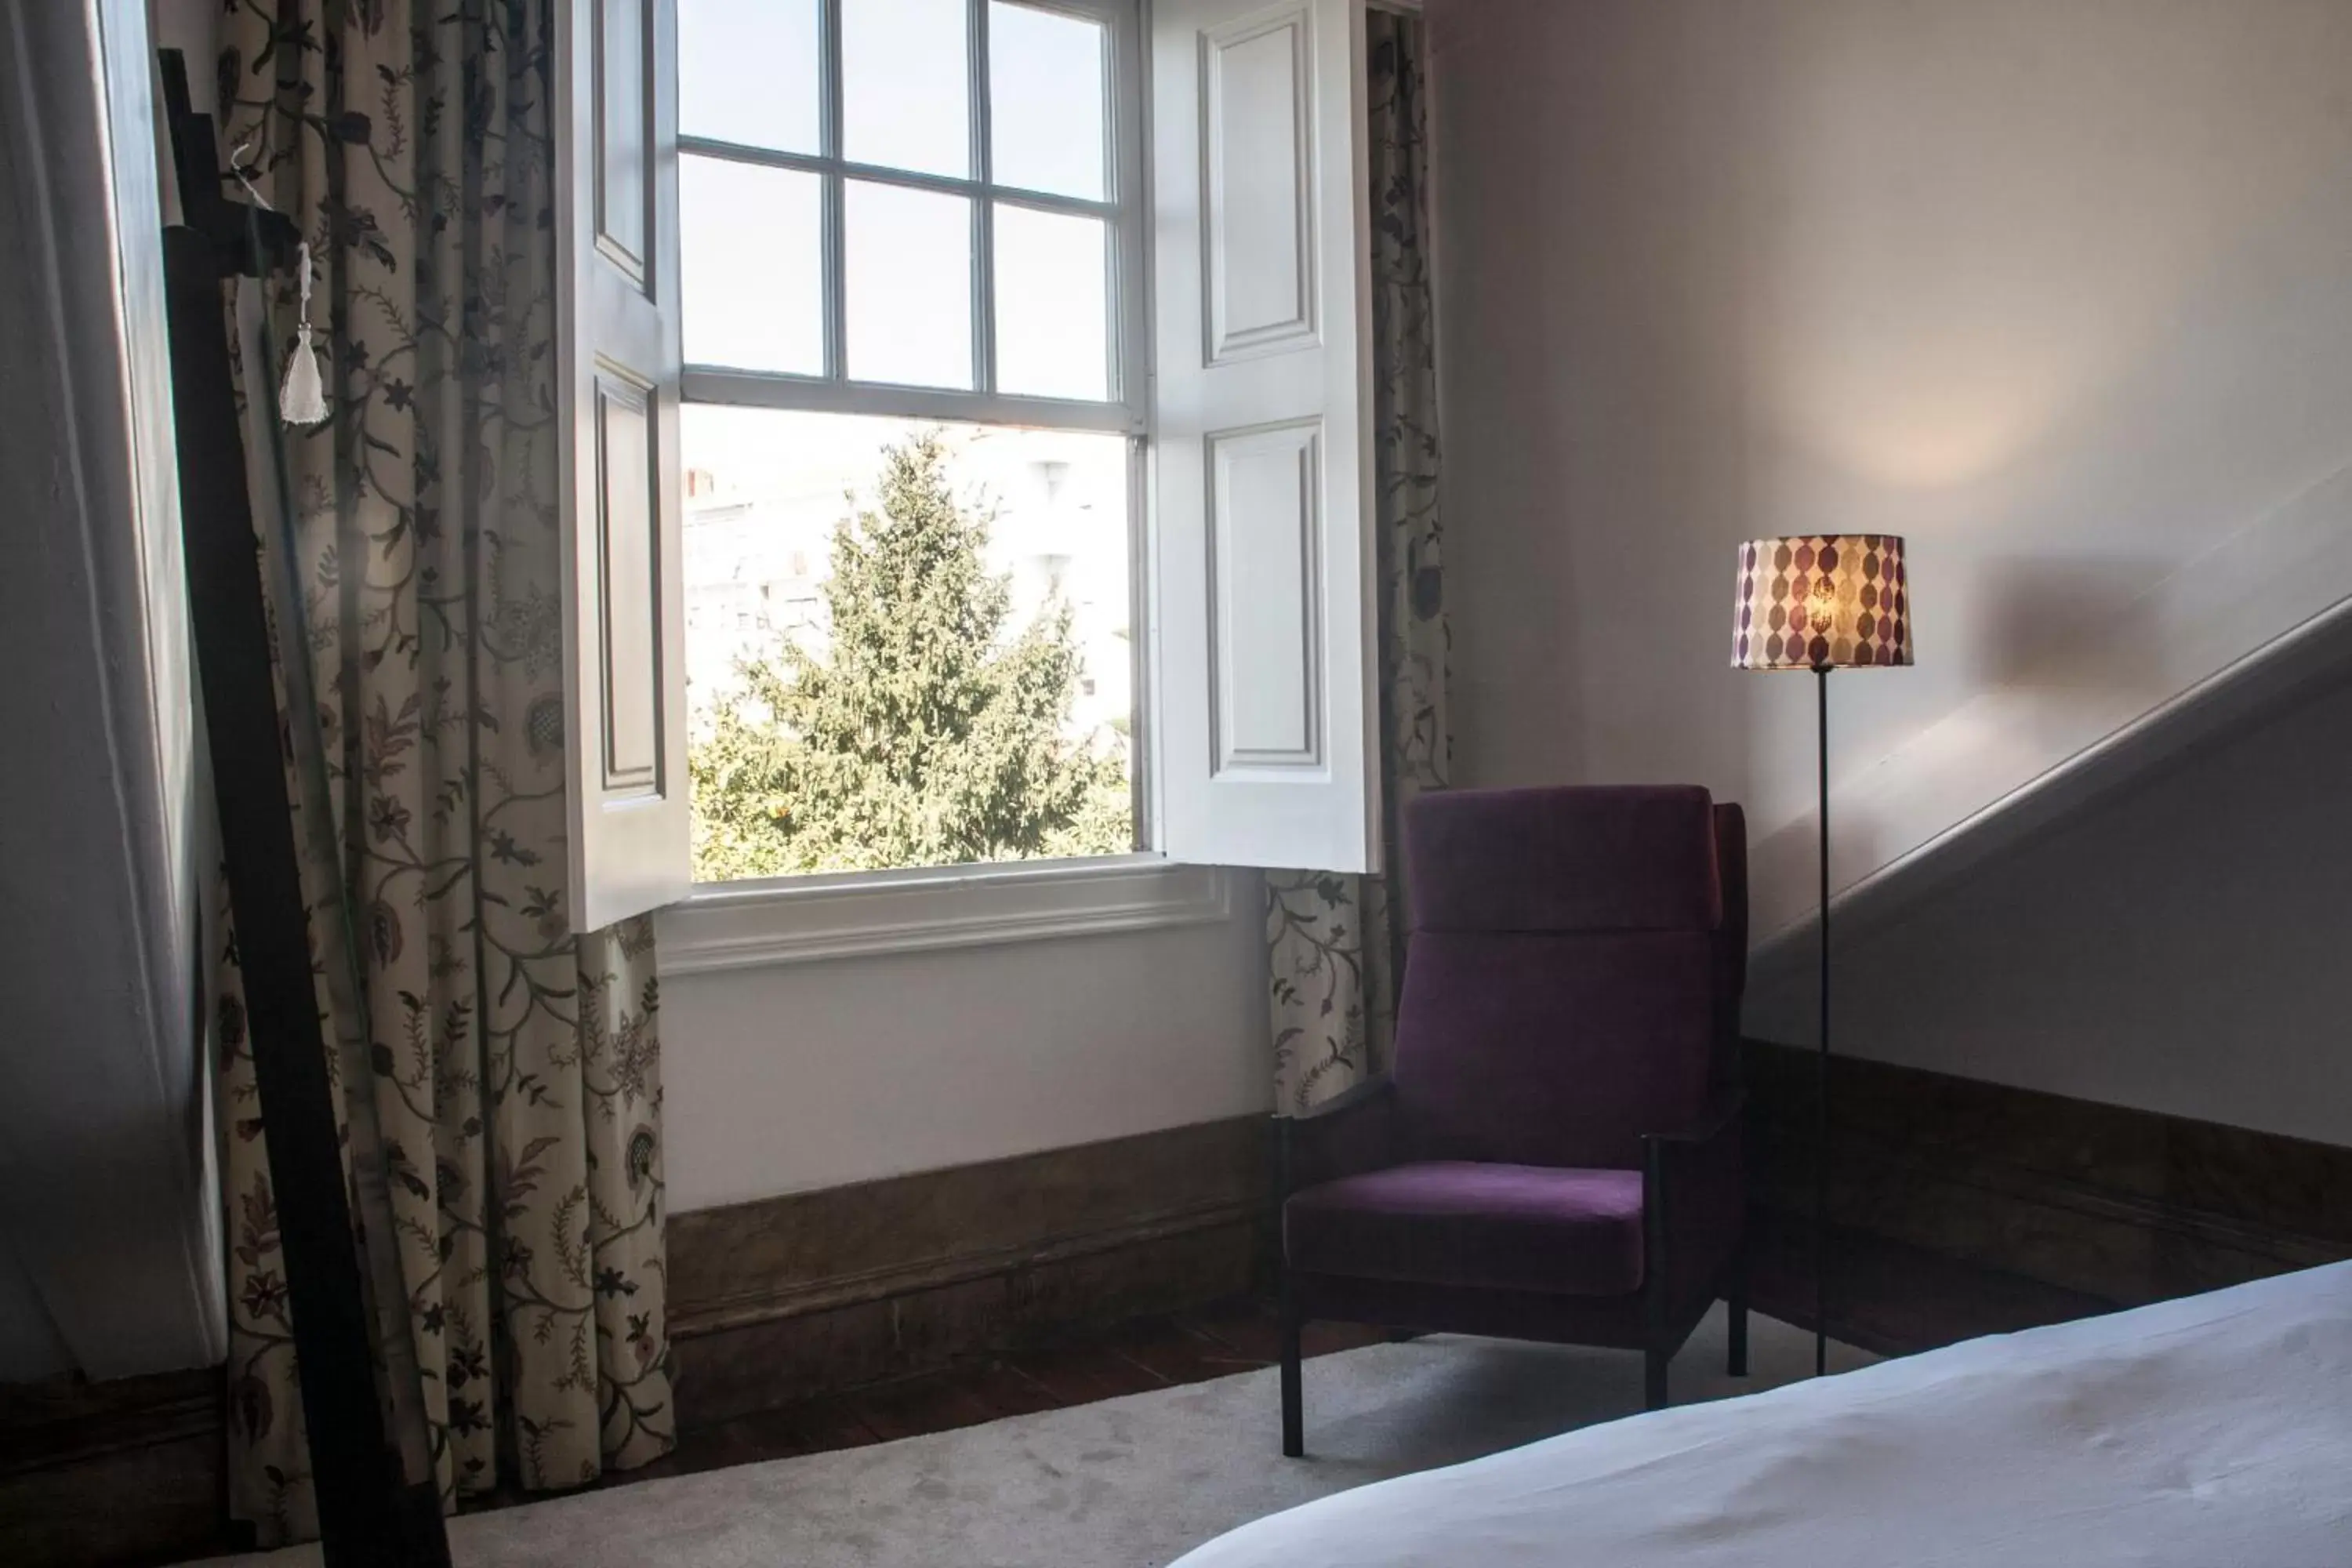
xmin=968 ymin=0 xmax=996 ymax=396
xmin=822 ymin=0 xmax=848 ymax=382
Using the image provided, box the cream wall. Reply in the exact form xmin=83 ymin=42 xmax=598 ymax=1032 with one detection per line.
xmin=657 ymin=885 xmax=1271 ymax=1210
xmin=1429 ymin=0 xmax=2352 ymax=1138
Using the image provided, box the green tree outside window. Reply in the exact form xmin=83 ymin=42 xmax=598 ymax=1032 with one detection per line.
xmin=689 ymin=433 xmax=1132 ymax=880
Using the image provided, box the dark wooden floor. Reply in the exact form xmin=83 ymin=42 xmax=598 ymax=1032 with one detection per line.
xmin=466 ymin=1220 xmax=2116 ymax=1515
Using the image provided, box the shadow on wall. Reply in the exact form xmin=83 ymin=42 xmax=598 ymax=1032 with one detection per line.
xmin=1740 ymin=550 xmax=2178 ymax=942
xmin=1722 ymin=0 xmax=2352 ymax=933
xmin=1740 ymin=442 xmax=2352 ymax=945
xmin=1735 ymin=230 xmax=2352 ymax=932
xmin=1742 ymin=622 xmax=2352 ymax=1148
xmin=1970 ymin=555 xmax=2181 ymax=703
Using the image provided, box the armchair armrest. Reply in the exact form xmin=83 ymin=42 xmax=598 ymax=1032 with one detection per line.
xmin=1276 ymin=1077 xmax=1399 ymax=1200
xmin=1641 ymin=1090 xmax=1747 ymax=1323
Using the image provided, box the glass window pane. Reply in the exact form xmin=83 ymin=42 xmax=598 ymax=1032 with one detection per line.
xmin=683 ymin=408 xmax=1136 ymax=881
xmin=681 ymin=0 xmax=821 ymax=154
xmin=988 ymin=3 xmax=1107 ymax=201
xmin=844 ymin=0 xmax=970 ymax=178
xmin=681 ymin=156 xmax=825 ymax=375
xmin=993 ymin=205 xmax=1109 ymax=401
xmin=847 ymin=182 xmax=974 ymax=388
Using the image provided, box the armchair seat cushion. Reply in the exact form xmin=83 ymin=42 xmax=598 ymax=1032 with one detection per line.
xmin=1285 ymin=1161 xmax=1645 ymax=1298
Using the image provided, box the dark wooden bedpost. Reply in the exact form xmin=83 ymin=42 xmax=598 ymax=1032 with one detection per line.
xmin=159 ymin=48 xmax=445 ymax=1567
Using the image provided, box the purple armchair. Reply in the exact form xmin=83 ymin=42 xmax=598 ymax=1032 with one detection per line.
xmin=1277 ymin=786 xmax=1749 ymax=1455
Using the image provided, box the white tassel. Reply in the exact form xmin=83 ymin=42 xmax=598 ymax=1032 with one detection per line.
xmin=279 ymin=241 xmax=328 ymax=426
xmin=281 ymin=323 xmax=327 ymax=426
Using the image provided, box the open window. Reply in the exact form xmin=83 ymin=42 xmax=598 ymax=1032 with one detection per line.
xmin=557 ymin=0 xmax=1390 ymax=933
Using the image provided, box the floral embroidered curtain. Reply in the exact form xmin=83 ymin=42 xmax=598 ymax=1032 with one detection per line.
xmin=211 ymin=3 xmax=673 ymax=1543
xmin=1269 ymin=9 xmax=1449 ymax=1113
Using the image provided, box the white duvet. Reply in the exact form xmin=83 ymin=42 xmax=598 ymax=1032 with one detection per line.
xmin=1172 ymin=1261 xmax=2352 ymax=1567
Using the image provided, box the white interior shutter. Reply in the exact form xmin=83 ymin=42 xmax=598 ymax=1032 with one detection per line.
xmin=1150 ymin=0 xmax=1381 ymax=874
xmin=558 ymin=0 xmax=689 ymax=931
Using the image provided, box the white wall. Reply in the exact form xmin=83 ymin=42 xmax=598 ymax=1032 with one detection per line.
xmin=1432 ymin=0 xmax=2352 ymax=945
xmin=659 ymin=884 xmax=1270 ymax=1210
xmin=1429 ymin=0 xmax=2352 ymax=1136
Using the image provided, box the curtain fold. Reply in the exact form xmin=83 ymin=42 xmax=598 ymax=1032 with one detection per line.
xmin=211 ymin=3 xmax=673 ymax=1543
xmin=1269 ymin=10 xmax=1449 ymax=1115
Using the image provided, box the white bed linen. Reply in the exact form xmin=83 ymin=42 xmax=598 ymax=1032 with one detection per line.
xmin=1172 ymin=1261 xmax=2352 ymax=1568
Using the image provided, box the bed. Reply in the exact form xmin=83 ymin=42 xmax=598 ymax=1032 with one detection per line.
xmin=1171 ymin=1260 xmax=2352 ymax=1567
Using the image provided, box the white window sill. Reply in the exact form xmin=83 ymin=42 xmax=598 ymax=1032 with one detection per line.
xmin=655 ymin=855 xmax=1232 ymax=975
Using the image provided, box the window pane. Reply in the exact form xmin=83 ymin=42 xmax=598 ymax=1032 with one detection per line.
xmin=847 ymin=182 xmax=974 ymax=388
xmin=993 ymin=205 xmax=1109 ymax=401
xmin=681 ymin=157 xmax=825 ymax=374
xmin=988 ymin=3 xmax=1107 ymax=201
xmin=844 ymin=0 xmax=970 ymax=177
xmin=682 ymin=409 xmax=1136 ymax=880
xmin=681 ymin=0 xmax=820 ymax=154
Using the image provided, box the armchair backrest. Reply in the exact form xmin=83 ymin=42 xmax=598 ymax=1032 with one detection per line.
xmin=1390 ymin=785 xmax=1746 ymax=1171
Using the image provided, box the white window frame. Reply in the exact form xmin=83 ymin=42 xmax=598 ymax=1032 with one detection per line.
xmin=568 ymin=0 xmax=1391 ymax=953
xmin=659 ymin=0 xmax=1209 ymax=967
xmin=678 ymin=0 xmax=1151 ymax=432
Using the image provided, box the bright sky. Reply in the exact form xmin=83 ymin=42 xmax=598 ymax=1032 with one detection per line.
xmin=676 ymin=0 xmax=1112 ymax=400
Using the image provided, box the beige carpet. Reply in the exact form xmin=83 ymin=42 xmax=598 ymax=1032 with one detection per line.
xmin=194 ymin=1308 xmax=1871 ymax=1568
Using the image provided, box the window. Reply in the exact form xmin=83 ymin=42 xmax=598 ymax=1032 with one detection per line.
xmin=673 ymin=0 xmax=1147 ymax=884
xmin=675 ymin=0 xmax=1142 ymax=418
xmin=556 ymin=0 xmax=1391 ymax=934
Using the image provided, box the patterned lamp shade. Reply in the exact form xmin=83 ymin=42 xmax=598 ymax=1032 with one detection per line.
xmin=1731 ymin=535 xmax=1913 ymax=670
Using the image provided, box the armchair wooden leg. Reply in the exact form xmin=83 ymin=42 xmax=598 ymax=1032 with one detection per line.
xmin=1644 ymin=1346 xmax=1669 ymax=1411
xmin=1279 ymin=1269 xmax=1305 ymax=1457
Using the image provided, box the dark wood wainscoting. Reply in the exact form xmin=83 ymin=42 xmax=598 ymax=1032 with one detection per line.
xmin=0 ymin=1366 xmax=227 ymax=1568
xmin=668 ymin=1115 xmax=1270 ymax=1427
xmin=2 ymin=1115 xmax=1269 ymax=1566
xmin=1744 ymin=1040 xmax=2352 ymax=1315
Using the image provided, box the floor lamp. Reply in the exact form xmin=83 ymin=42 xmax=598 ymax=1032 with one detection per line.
xmin=1731 ymin=535 xmax=1912 ymax=1376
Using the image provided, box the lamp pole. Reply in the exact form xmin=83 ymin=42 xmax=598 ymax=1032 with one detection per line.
xmin=1814 ymin=665 xmax=1831 ymax=1377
